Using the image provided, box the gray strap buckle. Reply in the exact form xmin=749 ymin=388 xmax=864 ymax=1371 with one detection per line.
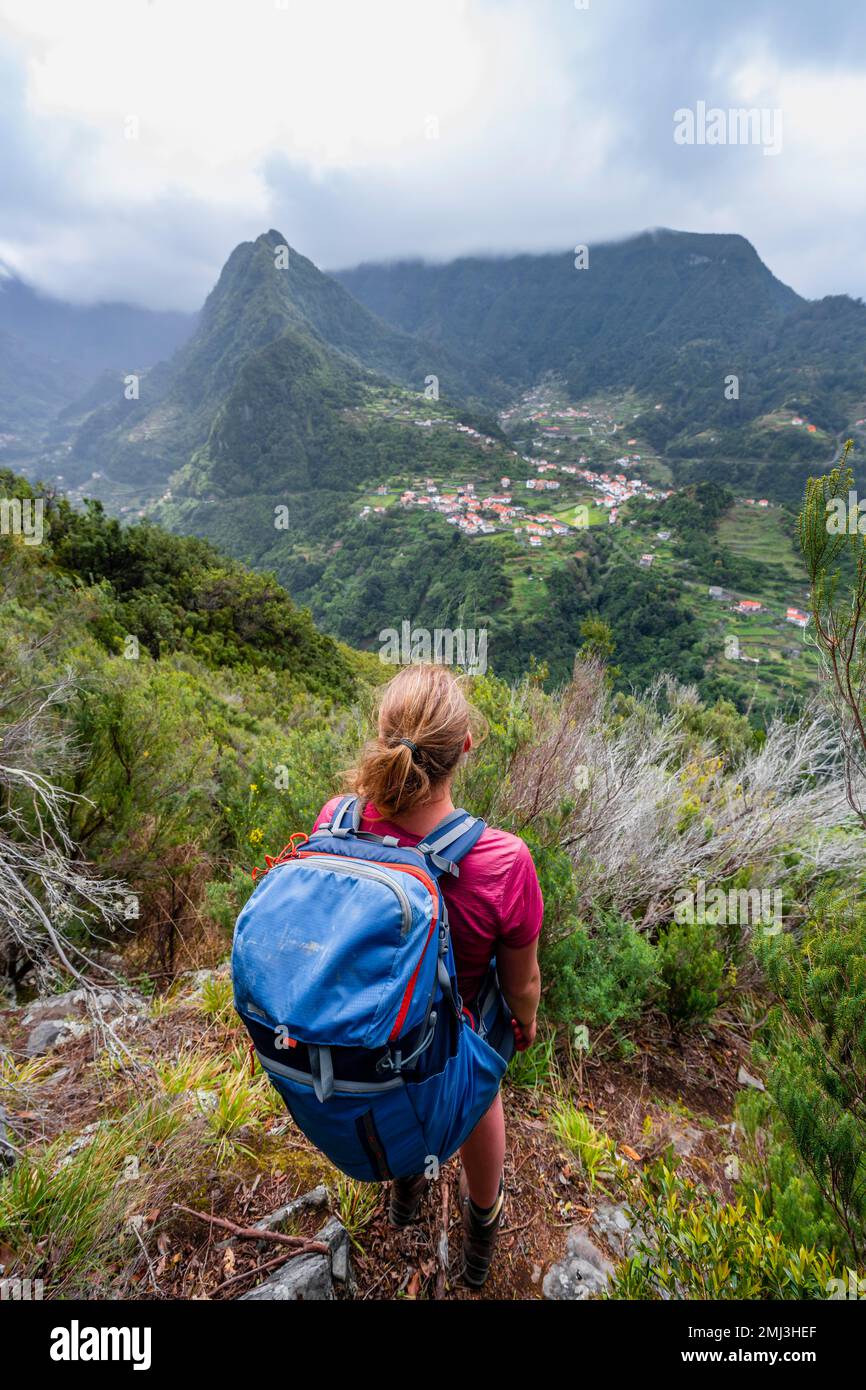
xmin=310 ymin=1045 xmax=334 ymax=1102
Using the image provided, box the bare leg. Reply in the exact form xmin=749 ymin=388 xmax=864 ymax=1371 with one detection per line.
xmin=459 ymin=1091 xmax=505 ymax=1207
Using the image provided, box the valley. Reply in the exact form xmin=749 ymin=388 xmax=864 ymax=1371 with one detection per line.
xmin=1 ymin=226 xmax=849 ymax=724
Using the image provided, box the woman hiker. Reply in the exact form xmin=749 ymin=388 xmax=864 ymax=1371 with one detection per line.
xmin=311 ymin=662 xmax=543 ymax=1287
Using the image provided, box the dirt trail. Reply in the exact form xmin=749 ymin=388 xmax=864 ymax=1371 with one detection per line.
xmin=1 ymin=989 xmax=748 ymax=1301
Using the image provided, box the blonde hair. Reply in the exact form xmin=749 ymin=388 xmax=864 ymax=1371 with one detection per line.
xmin=346 ymin=664 xmax=483 ymax=820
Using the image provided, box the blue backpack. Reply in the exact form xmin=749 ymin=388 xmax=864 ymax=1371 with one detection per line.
xmin=231 ymin=795 xmax=510 ymax=1182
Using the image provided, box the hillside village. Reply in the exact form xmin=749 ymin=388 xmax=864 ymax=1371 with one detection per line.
xmin=361 ymin=388 xmax=676 ymax=547
xmin=348 ymin=384 xmax=818 ymax=702
xmin=34 ymin=369 xmax=820 ymax=715
xmin=386 ymin=457 xmax=672 ymax=546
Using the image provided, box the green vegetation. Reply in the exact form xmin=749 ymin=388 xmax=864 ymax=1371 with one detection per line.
xmin=753 ymin=890 xmax=866 ymax=1265
xmin=609 ymin=1163 xmax=848 ymax=1300
xmin=550 ymin=1103 xmax=626 ymax=1193
xmin=544 ymin=910 xmax=658 ymax=1050
xmin=20 ymin=229 xmax=835 ymax=729
xmin=339 ymin=230 xmax=866 ymax=504
xmin=656 ymin=918 xmax=728 ymax=1034
xmin=2 ymin=456 xmax=866 ymax=1301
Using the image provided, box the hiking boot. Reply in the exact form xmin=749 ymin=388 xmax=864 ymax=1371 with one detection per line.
xmin=459 ymin=1171 xmax=504 ymax=1288
xmin=388 ymin=1173 xmax=428 ymax=1227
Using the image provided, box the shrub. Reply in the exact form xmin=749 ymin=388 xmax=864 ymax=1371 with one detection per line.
xmin=735 ymin=1089 xmax=846 ymax=1258
xmin=608 ymin=1163 xmax=850 ymax=1300
xmin=753 ymin=891 xmax=866 ymax=1265
xmin=655 ymin=917 xmax=726 ymax=1033
xmin=543 ymin=909 xmax=658 ymax=1048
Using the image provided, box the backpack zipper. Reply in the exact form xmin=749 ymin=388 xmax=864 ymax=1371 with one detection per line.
xmin=295 ymin=852 xmax=443 ymax=1040
xmin=292 ymin=853 xmax=415 ymax=935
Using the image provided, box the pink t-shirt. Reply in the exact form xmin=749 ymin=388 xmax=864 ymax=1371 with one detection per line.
xmin=312 ymin=798 xmax=543 ymax=1006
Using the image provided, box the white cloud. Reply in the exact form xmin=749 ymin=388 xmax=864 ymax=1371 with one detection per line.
xmin=0 ymin=0 xmax=864 ymax=307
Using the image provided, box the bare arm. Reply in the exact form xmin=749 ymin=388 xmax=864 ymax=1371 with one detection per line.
xmin=497 ymin=938 xmax=541 ymax=1045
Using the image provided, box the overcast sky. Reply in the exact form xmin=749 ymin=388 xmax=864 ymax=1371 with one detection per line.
xmin=1 ymin=0 xmax=864 ymax=311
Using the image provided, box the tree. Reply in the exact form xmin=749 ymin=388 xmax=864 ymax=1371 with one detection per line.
xmin=576 ymin=617 xmax=621 ymax=685
xmin=799 ymin=441 xmax=866 ymax=828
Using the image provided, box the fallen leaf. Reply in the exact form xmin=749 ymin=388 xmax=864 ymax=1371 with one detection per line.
xmin=620 ymin=1145 xmax=642 ymax=1162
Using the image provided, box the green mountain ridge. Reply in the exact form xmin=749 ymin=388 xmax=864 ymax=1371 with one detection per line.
xmin=61 ymin=230 xmax=499 ymax=489
xmin=0 ymin=267 xmax=194 ymax=445
xmin=17 ymin=226 xmax=855 ymax=722
xmin=336 ymin=228 xmax=866 ymax=494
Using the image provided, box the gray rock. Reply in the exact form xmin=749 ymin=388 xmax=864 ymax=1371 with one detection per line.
xmin=24 ymin=989 xmax=91 ymax=1025
xmin=543 ymin=1256 xmax=609 ymax=1300
xmin=737 ymin=1065 xmax=766 ymax=1092
xmin=591 ymin=1200 xmax=642 ymax=1257
xmin=669 ymin=1123 xmax=703 ymax=1157
xmin=565 ymin=1228 xmax=615 ymax=1275
xmin=60 ymin=1122 xmax=102 ymax=1162
xmin=240 ymin=1249 xmax=334 ymax=1301
xmin=23 ymin=987 xmax=147 ymax=1031
xmin=239 ymin=1214 xmax=351 ymax=1301
xmin=181 ymin=967 xmax=229 ymax=997
xmin=25 ymin=1020 xmax=74 ymax=1056
xmin=251 ymin=1184 xmax=330 ymax=1233
xmin=543 ymin=1226 xmax=614 ymax=1300
xmin=318 ymin=1216 xmax=351 ymax=1284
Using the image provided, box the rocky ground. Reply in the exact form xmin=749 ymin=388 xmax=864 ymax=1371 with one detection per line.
xmin=0 ymin=969 xmax=752 ymax=1301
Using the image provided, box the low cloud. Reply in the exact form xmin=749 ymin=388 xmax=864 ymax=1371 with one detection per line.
xmin=0 ymin=0 xmax=863 ymax=308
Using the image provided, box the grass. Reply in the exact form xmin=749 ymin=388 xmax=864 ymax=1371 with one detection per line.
xmin=0 ymin=1094 xmax=189 ymax=1295
xmin=201 ymin=1073 xmax=262 ymax=1165
xmin=332 ymin=1172 xmax=381 ymax=1246
xmin=157 ymin=1047 xmax=226 ymax=1095
xmin=507 ymin=1033 xmax=558 ymax=1091
xmin=718 ymin=502 xmax=808 ymax=587
xmin=197 ymin=972 xmax=235 ymax=1024
xmin=549 ymin=1101 xmax=627 ymax=1194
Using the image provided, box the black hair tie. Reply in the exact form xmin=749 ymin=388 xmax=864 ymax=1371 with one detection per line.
xmin=398 ymin=738 xmax=419 ymax=757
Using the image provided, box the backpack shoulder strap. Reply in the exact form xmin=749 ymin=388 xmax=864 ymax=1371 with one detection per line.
xmin=324 ymin=795 xmax=357 ymax=837
xmin=417 ymin=809 xmax=485 ymax=877
xmin=319 ymin=795 xmax=401 ymax=847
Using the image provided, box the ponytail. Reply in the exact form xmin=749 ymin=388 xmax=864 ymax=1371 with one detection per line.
xmin=345 ymin=663 xmax=483 ymax=819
